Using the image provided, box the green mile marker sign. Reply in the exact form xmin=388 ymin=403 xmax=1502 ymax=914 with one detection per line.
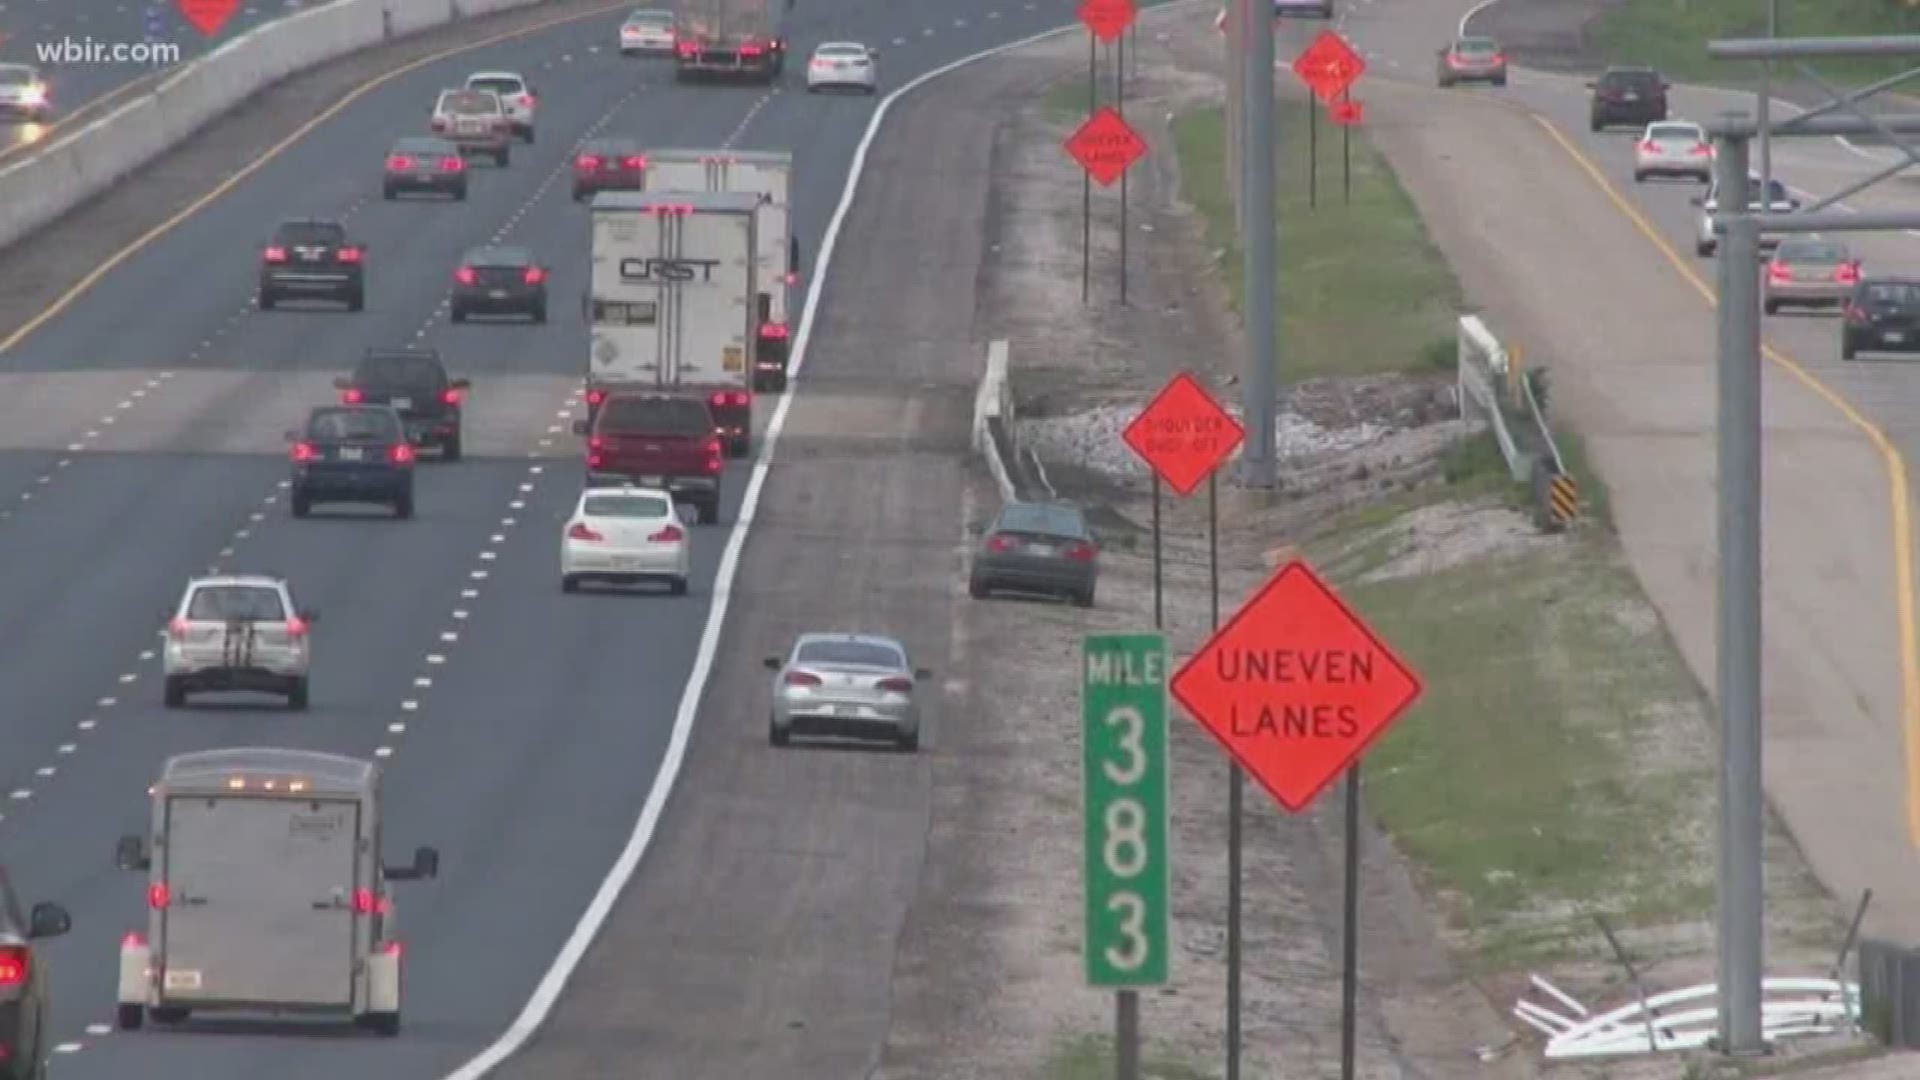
xmin=1082 ymin=632 xmax=1170 ymax=987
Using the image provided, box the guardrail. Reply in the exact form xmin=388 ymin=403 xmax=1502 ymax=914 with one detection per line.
xmin=1456 ymin=315 xmax=1581 ymax=532
xmin=973 ymin=338 xmax=1017 ymax=502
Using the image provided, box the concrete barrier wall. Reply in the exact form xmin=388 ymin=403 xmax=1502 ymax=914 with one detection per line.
xmin=0 ymin=0 xmax=565 ymax=251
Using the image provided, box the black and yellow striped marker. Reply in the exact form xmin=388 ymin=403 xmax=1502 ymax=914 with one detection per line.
xmin=1548 ymin=473 xmax=1579 ymax=527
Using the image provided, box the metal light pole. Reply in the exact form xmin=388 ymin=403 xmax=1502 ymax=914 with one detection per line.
xmin=1756 ymin=0 xmax=1778 ymax=211
xmin=1238 ymin=0 xmax=1276 ymax=489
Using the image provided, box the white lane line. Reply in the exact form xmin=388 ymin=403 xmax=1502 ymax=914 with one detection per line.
xmin=427 ymin=654 xmax=446 ymax=665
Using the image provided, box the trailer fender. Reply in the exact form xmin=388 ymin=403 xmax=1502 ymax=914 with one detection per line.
xmin=367 ymin=946 xmax=402 ymax=1014
xmin=118 ymin=937 xmax=152 ymax=1005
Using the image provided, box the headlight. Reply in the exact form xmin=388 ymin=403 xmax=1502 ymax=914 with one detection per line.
xmin=20 ymin=85 xmax=45 ymax=105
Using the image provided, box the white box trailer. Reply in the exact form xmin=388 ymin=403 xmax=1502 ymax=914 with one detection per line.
xmin=640 ymin=148 xmax=799 ymax=392
xmin=587 ymin=189 xmax=761 ymax=456
xmin=113 ymin=748 xmax=439 ymax=1036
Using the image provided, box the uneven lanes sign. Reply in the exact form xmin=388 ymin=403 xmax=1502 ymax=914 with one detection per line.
xmin=1077 ymin=0 xmax=1137 ymax=42
xmin=1170 ymin=558 xmax=1423 ymax=812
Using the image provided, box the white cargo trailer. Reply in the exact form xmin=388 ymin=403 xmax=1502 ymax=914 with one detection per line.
xmin=113 ymin=748 xmax=439 ymax=1036
xmin=587 ymin=189 xmax=761 ymax=456
xmin=640 ymin=148 xmax=800 ymax=391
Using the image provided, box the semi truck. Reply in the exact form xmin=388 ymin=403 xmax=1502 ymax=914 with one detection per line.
xmin=586 ymin=189 xmax=762 ymax=457
xmin=113 ymin=748 xmax=440 ymax=1035
xmin=673 ymin=0 xmax=792 ymax=83
xmin=641 ymin=148 xmax=800 ymax=391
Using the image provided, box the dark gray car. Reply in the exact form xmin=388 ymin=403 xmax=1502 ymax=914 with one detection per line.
xmin=451 ymin=244 xmax=548 ymax=323
xmin=969 ymin=501 xmax=1099 ymax=606
xmin=0 ymin=867 xmax=72 ymax=1080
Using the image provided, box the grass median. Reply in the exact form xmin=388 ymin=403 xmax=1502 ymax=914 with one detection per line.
xmin=1592 ymin=0 xmax=1920 ymax=86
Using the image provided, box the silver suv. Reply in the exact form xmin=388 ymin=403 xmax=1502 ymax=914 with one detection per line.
xmin=430 ymin=88 xmax=512 ymax=166
xmin=1694 ymin=174 xmax=1797 ymax=257
xmin=161 ymin=575 xmax=315 ymax=710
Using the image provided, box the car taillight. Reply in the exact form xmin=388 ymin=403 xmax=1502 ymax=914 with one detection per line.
xmin=167 ymin=617 xmax=189 ymax=640
xmin=759 ymin=322 xmax=790 ymax=339
xmin=338 ymin=246 xmax=363 ymax=263
xmin=521 ymin=94 xmax=537 ymax=107
xmin=586 ymin=388 xmax=607 ymax=406
xmin=740 ymin=43 xmax=763 ymax=57
xmin=524 ymin=267 xmax=546 ymax=285
xmin=587 ymin=436 xmax=604 ymax=452
xmin=705 ymin=437 xmax=723 ymax=457
xmin=291 ymin=441 xmax=318 ymax=463
xmin=1637 ymin=139 xmax=1657 ymax=153
xmin=390 ymin=443 xmax=416 ymax=464
xmin=1837 ymin=262 xmax=1861 ymax=283
xmin=264 ymin=246 xmax=287 ymax=262
xmin=568 ymin=522 xmax=604 ymax=541
xmin=341 ymin=387 xmax=363 ymax=404
xmin=285 ymin=616 xmax=308 ymax=637
xmin=812 ymin=58 xmax=830 ymax=69
xmin=649 ymin=524 xmax=685 ymax=542
xmin=710 ymin=390 xmax=750 ymax=408
xmin=441 ymin=155 xmax=464 ymax=172
xmin=987 ymin=534 xmax=1016 ymax=552
xmin=147 ymin=883 xmax=171 ymax=910
xmin=0 ymin=946 xmax=27 ymax=988
xmin=1065 ymin=541 xmax=1098 ymax=562
xmin=1766 ymin=261 xmax=1792 ymax=284
xmin=1691 ymin=143 xmax=1711 ymax=156
xmin=1490 ymin=53 xmax=1505 ymax=64
xmin=624 ymin=155 xmax=646 ymax=170
xmin=352 ymin=888 xmax=376 ymax=915
xmin=785 ymin=271 xmax=800 ymax=286
xmin=386 ymin=154 xmax=414 ymax=171
xmin=123 ymin=931 xmax=146 ymax=948
xmin=677 ymin=42 xmax=697 ymax=56
xmin=455 ymin=266 xmax=477 ymax=285
xmin=442 ymin=387 xmax=464 ymax=405
xmin=876 ymin=676 xmax=914 ymax=693
xmin=784 ymin=671 xmax=821 ymax=687
xmin=577 ymin=154 xmax=603 ymax=170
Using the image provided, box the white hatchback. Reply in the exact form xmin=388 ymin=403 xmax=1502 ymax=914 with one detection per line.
xmin=561 ymin=486 xmax=692 ymax=595
xmin=465 ymin=71 xmax=538 ymax=142
xmin=806 ymin=42 xmax=878 ymax=94
xmin=161 ymin=575 xmax=314 ymax=710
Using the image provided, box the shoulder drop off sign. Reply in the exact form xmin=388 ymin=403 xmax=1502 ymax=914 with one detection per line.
xmin=1170 ymin=558 xmax=1423 ymax=813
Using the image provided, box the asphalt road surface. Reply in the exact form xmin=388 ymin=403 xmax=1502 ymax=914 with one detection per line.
xmin=0 ymin=1 xmax=1088 ymax=1078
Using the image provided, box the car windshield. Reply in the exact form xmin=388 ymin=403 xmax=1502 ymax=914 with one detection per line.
xmin=1781 ymin=240 xmax=1847 ymax=263
xmin=187 ymin=585 xmax=287 ymax=622
xmin=997 ymin=503 xmax=1087 ymax=538
xmin=1744 ymin=178 xmax=1789 ymax=203
xmin=308 ymin=409 xmax=399 ymax=442
xmin=1604 ymin=70 xmax=1660 ymax=90
xmin=468 ymin=246 xmax=531 ymax=267
xmin=275 ymin=222 xmax=344 ymax=246
xmin=468 ymin=76 xmax=522 ymax=95
xmin=819 ymin=45 xmax=868 ymax=57
xmin=394 ymin=138 xmax=449 ymax=155
xmin=586 ymin=139 xmax=639 ymax=156
xmin=1864 ymin=283 xmax=1920 ymax=305
xmin=599 ymin=397 xmax=712 ymax=435
xmin=440 ymin=90 xmax=497 ymax=114
xmin=0 ymin=67 xmax=33 ymax=86
xmin=583 ymin=493 xmax=671 ymax=519
xmin=796 ymin=640 xmax=903 ymax=669
xmin=1455 ymin=38 xmax=1497 ymax=56
xmin=1648 ymin=124 xmax=1699 ymax=143
xmin=354 ymin=354 xmax=444 ymax=388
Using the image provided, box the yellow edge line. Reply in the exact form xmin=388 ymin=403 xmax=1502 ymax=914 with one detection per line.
xmin=0 ymin=0 xmax=631 ymax=356
xmin=1526 ymin=112 xmax=1920 ymax=850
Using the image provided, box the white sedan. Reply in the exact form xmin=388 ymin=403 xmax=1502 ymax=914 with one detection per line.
xmin=1632 ymin=120 xmax=1712 ymax=183
xmin=806 ymin=42 xmax=878 ymax=94
xmin=560 ymin=486 xmax=692 ymax=595
xmin=619 ymin=8 xmax=676 ymax=56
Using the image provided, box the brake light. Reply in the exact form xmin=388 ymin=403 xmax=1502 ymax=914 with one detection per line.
xmin=1490 ymin=53 xmax=1505 ymax=64
xmin=784 ymin=671 xmax=821 ymax=687
xmin=812 ymin=58 xmax=830 ymax=69
xmin=264 ymin=246 xmax=287 ymax=262
xmin=442 ymin=387 xmax=464 ymax=405
xmin=987 ymin=534 xmax=1016 ymax=552
xmin=341 ymin=387 xmax=364 ymax=404
xmin=1766 ymin=261 xmax=1793 ymax=284
xmin=455 ymin=266 xmax=477 ymax=285
xmin=785 ymin=271 xmax=799 ymax=285
xmin=705 ymin=437 xmax=723 ymax=457
xmin=285 ymin=615 xmax=308 ymax=637
xmin=1065 ymin=541 xmax=1098 ymax=562
xmin=576 ymin=154 xmax=603 ymax=170
xmin=624 ymin=155 xmax=646 ymax=170
xmin=521 ymin=94 xmax=537 ymax=107
xmin=759 ymin=322 xmax=790 ymax=339
xmin=147 ymin=883 xmax=171 ymax=910
xmin=568 ymin=522 xmax=604 ymax=541
xmin=586 ymin=388 xmax=607 ymax=406
xmin=1837 ymin=262 xmax=1861 ymax=284
xmin=123 ymin=931 xmax=147 ymax=948
xmin=441 ymin=155 xmax=464 ymax=172
xmin=876 ymin=676 xmax=914 ymax=693
xmin=648 ymin=524 xmax=685 ymax=542
xmin=390 ymin=443 xmax=416 ymax=464
xmin=1691 ymin=143 xmax=1711 ymax=156
xmin=291 ymin=441 xmax=318 ymax=463
xmin=709 ymin=390 xmax=750 ymax=408
xmin=740 ymin=44 xmax=764 ymax=57
xmin=386 ymin=154 xmax=415 ymax=171
xmin=167 ymin=617 xmax=189 ymax=640
xmin=588 ymin=436 xmax=604 ymax=452
xmin=0 ymin=946 xmax=26 ymax=988
xmin=1637 ymin=139 xmax=1657 ymax=154
xmin=338 ymin=246 xmax=363 ymax=264
xmin=524 ymin=267 xmax=546 ymax=285
xmin=677 ymin=41 xmax=697 ymax=57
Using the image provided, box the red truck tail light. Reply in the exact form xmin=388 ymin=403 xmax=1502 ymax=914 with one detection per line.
xmin=338 ymin=246 xmax=363 ymax=264
xmin=705 ymin=437 xmax=724 ymax=473
xmin=390 ymin=443 xmax=416 ymax=464
xmin=263 ymin=246 xmax=287 ymax=262
xmin=386 ymin=154 xmax=414 ymax=171
xmin=586 ymin=453 xmax=604 ymax=469
xmin=1836 ymin=261 xmax=1862 ymax=284
xmin=0 ymin=946 xmax=27 ymax=987
xmin=1065 ymin=541 xmax=1098 ymax=562
xmin=440 ymin=155 xmax=464 ymax=172
xmin=649 ymin=524 xmax=685 ymax=542
xmin=740 ymin=43 xmax=764 ymax=57
xmin=759 ymin=322 xmax=790 ymax=339
xmin=524 ymin=267 xmax=546 ymax=285
xmin=784 ymin=671 xmax=820 ymax=687
xmin=291 ymin=441 xmax=318 ymax=463
xmin=455 ymin=266 xmax=477 ymax=286
xmin=576 ymin=154 xmax=603 ymax=170
xmin=876 ymin=676 xmax=914 ymax=693
xmin=442 ymin=387 xmax=464 ymax=404
xmin=147 ymin=883 xmax=171 ymax=910
xmin=568 ymin=522 xmax=604 ymax=541
xmin=1766 ymin=261 xmax=1793 ymax=284
xmin=341 ymin=387 xmax=364 ymax=404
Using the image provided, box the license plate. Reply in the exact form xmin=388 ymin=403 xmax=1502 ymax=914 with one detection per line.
xmin=1886 ymin=332 xmax=1906 ymax=343
xmin=1028 ymin=542 xmax=1056 ymax=556
xmin=164 ymin=969 xmax=203 ymax=991
xmin=338 ymin=447 xmax=363 ymax=461
xmin=489 ymin=288 xmax=508 ymax=299
xmin=391 ymin=397 xmax=412 ymax=410
xmin=415 ymin=172 xmax=435 ymax=181
xmin=1624 ymin=91 xmax=1639 ymax=100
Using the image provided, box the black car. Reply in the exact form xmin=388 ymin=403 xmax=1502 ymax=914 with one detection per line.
xmin=334 ymin=347 xmax=470 ymax=459
xmin=288 ymin=405 xmax=416 ymax=519
xmin=0 ymin=867 xmax=72 ymax=1080
xmin=259 ymin=218 xmax=365 ymax=311
xmin=1841 ymin=277 xmax=1920 ymax=361
xmin=968 ymin=500 xmax=1100 ymax=606
xmin=1588 ymin=66 xmax=1669 ymax=131
xmin=451 ymin=245 xmax=548 ymax=323
xmin=571 ymin=137 xmax=646 ymax=201
xmin=383 ymin=135 xmax=467 ymax=200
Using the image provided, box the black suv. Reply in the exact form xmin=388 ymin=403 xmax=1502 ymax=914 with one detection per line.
xmin=259 ymin=218 xmax=366 ymax=311
xmin=0 ymin=867 xmax=72 ymax=1080
xmin=1589 ymin=66 xmax=1669 ymax=130
xmin=1841 ymin=277 xmax=1920 ymax=361
xmin=334 ymin=347 xmax=471 ymax=459
xmin=289 ymin=404 xmax=417 ymax=519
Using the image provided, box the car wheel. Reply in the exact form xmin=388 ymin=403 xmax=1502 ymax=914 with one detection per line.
xmin=698 ymin=498 xmax=719 ymax=526
xmin=453 ymin=183 xmax=468 ymax=201
xmin=443 ymin=433 xmax=462 ymax=462
xmin=523 ymin=126 xmax=536 ymax=144
xmin=382 ymin=184 xmax=396 ymax=200
xmin=258 ymin=289 xmax=277 ymax=310
xmin=450 ymin=305 xmax=466 ymax=323
xmin=291 ymin=492 xmax=311 ymax=518
xmin=363 ymin=1011 xmax=401 ymax=1037
xmin=1073 ymin=587 xmax=1096 ymax=608
xmin=532 ymin=302 xmax=547 ymax=324
xmin=896 ymin=728 xmax=919 ymax=752
xmin=163 ymin=676 xmax=186 ymax=709
xmin=394 ymin=492 xmax=414 ymax=519
xmin=287 ymin=678 xmax=309 ymax=711
xmin=768 ymin=717 xmax=790 ymax=747
xmin=1589 ymin=117 xmax=1601 ymax=132
xmin=669 ymin=576 xmax=688 ymax=596
xmin=495 ymin=147 xmax=510 ymax=167
xmin=1493 ymin=76 xmax=1507 ymax=87
xmin=1764 ymin=300 xmax=1780 ymax=315
xmin=562 ymin=574 xmax=580 ymax=594
xmin=1843 ymin=338 xmax=1858 ymax=361
xmin=968 ymin=575 xmax=990 ymax=599
xmin=116 ymin=1004 xmax=144 ymax=1031
xmin=572 ymin=185 xmax=587 ymax=202
xmin=1632 ymin=170 xmax=1645 ymax=182
xmin=347 ymin=288 xmax=364 ymax=312
xmin=1696 ymin=240 xmax=1715 ymax=258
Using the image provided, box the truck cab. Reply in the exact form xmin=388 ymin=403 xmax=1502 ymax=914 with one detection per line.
xmin=114 ymin=749 xmax=439 ymax=1036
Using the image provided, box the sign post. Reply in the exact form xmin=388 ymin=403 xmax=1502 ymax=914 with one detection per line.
xmin=1083 ymin=632 xmax=1171 ymax=1080
xmin=1072 ymin=0 xmax=1139 ymax=303
xmin=1172 ymin=558 xmax=1423 ymax=1080
xmin=1291 ymin=29 xmax=1366 ymax=211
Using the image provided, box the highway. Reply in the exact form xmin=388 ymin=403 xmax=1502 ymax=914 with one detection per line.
xmin=0 ymin=1 xmax=1081 ymax=1077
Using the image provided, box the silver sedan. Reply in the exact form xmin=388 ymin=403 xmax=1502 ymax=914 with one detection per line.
xmin=805 ymin=42 xmax=878 ymax=94
xmin=1764 ymin=237 xmax=1860 ymax=314
xmin=766 ymin=632 xmax=929 ymax=750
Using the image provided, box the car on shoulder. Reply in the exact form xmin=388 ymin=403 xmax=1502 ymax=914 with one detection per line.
xmin=464 ymin=70 xmax=537 ymax=143
xmin=334 ymin=347 xmax=470 ymax=459
xmin=383 ymin=135 xmax=467 ymax=200
xmin=161 ymin=574 xmax=315 ymax=709
xmin=0 ymin=64 xmax=50 ymax=122
xmin=259 ymin=218 xmax=365 ymax=312
xmin=430 ymin=87 xmax=512 ymax=166
xmin=1764 ymin=237 xmax=1859 ymax=315
xmin=805 ymin=42 xmax=878 ymax=94
xmin=1693 ymin=174 xmax=1796 ymax=257
xmin=572 ymin=137 xmax=646 ymax=201
xmin=1588 ymin=66 xmax=1669 ymax=131
xmin=1842 ymin=277 xmax=1920 ymax=360
xmin=968 ymin=500 xmax=1099 ymax=606
xmin=765 ymin=632 xmax=931 ymax=751
xmin=560 ymin=485 xmax=692 ymax=595
xmin=1633 ymin=120 xmax=1712 ymax=183
xmin=288 ymin=404 xmax=417 ymax=519
xmin=1436 ymin=36 xmax=1506 ymax=87
xmin=451 ymin=245 xmax=548 ymax=323
xmin=619 ymin=8 xmax=677 ymax=55
xmin=0 ymin=867 xmax=71 ymax=1080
